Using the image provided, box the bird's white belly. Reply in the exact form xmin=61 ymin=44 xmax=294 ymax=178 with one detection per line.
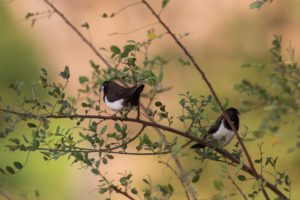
xmin=104 ymin=97 xmax=124 ymax=111
xmin=212 ymin=121 xmax=234 ymax=147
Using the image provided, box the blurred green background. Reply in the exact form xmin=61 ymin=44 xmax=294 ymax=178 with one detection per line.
xmin=0 ymin=0 xmax=299 ymax=199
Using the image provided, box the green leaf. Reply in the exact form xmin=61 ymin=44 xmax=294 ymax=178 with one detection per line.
xmin=100 ymin=125 xmax=108 ymax=135
xmin=6 ymin=166 xmax=15 ymax=174
xmin=162 ymin=0 xmax=170 ymax=8
xmin=143 ymin=178 xmax=149 ymax=185
xmin=99 ymin=188 xmax=108 ymax=194
xmin=249 ymin=1 xmax=265 ymax=10
xmin=131 ymin=188 xmax=138 ymax=194
xmin=171 ymin=145 xmax=181 ymax=155
xmin=192 ymin=174 xmax=200 ymax=183
xmin=27 ymin=123 xmax=37 ymax=128
xmin=91 ymin=168 xmax=100 ymax=175
xmin=0 ymin=168 xmax=6 ymax=175
xmin=102 ymin=158 xmax=108 ymax=164
xmin=115 ymin=123 xmax=122 ymax=132
xmin=238 ymin=175 xmax=246 ymax=181
xmin=81 ymin=22 xmax=89 ymax=29
xmin=40 ymin=68 xmax=47 ymax=76
xmin=213 ymin=180 xmax=224 ymax=191
xmin=110 ymin=45 xmax=121 ymax=54
xmin=155 ymin=101 xmax=162 ymax=107
xmin=35 ymin=190 xmax=40 ymax=198
xmin=60 ymin=66 xmax=70 ymax=79
xmin=79 ymin=76 xmax=89 ymax=84
xmin=13 ymin=162 xmax=23 ymax=169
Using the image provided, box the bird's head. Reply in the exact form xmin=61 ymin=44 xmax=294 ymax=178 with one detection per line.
xmin=226 ymin=107 xmax=240 ymax=116
xmin=101 ymin=81 xmax=111 ymax=93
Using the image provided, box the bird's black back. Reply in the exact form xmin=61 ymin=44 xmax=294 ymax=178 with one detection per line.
xmin=102 ymin=81 xmax=144 ymax=106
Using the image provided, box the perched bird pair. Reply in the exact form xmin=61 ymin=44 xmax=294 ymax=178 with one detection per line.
xmin=101 ymin=80 xmax=240 ymax=148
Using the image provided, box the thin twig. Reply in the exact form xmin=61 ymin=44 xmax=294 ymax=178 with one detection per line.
xmin=43 ymin=0 xmax=111 ymax=67
xmin=7 ymin=145 xmax=169 ymax=156
xmin=0 ymin=191 xmax=12 ymax=200
xmin=110 ymin=185 xmax=135 ymax=200
xmin=140 ymin=1 xmax=272 ymax=199
xmin=141 ymin=105 xmax=198 ymax=200
xmin=227 ymin=176 xmax=248 ymax=200
xmin=158 ymin=161 xmax=190 ymax=200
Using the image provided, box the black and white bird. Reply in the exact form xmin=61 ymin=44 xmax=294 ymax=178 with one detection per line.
xmin=101 ymin=81 xmax=144 ymax=117
xmin=191 ymin=107 xmax=240 ymax=149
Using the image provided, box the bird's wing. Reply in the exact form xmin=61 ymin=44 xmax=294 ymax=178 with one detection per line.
xmin=208 ymin=116 xmax=224 ymax=134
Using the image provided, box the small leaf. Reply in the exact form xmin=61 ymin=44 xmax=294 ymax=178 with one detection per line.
xmin=192 ymin=174 xmax=200 ymax=183
xmin=100 ymin=125 xmax=108 ymax=135
xmin=162 ymin=0 xmax=170 ymax=8
xmin=102 ymin=158 xmax=108 ymax=164
xmin=35 ymin=190 xmax=40 ymax=198
xmin=40 ymin=68 xmax=47 ymax=75
xmin=13 ymin=162 xmax=23 ymax=169
xmin=147 ymin=32 xmax=157 ymax=39
xmin=81 ymin=22 xmax=89 ymax=29
xmin=6 ymin=166 xmax=15 ymax=174
xmin=27 ymin=123 xmax=37 ymax=128
xmin=79 ymin=76 xmax=89 ymax=84
xmin=155 ymin=101 xmax=162 ymax=107
xmin=131 ymin=188 xmax=138 ymax=194
xmin=91 ymin=168 xmax=100 ymax=175
xmin=249 ymin=1 xmax=265 ymax=10
xmin=110 ymin=45 xmax=121 ymax=54
xmin=238 ymin=175 xmax=246 ymax=181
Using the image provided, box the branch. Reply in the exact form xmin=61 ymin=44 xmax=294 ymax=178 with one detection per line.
xmin=140 ymin=1 xmax=273 ymax=200
xmin=98 ymin=172 xmax=136 ymax=200
xmin=42 ymin=0 xmax=111 ymax=67
xmin=109 ymin=185 xmax=136 ymax=200
xmin=0 ymin=191 xmax=12 ymax=200
xmin=7 ymin=145 xmax=170 ymax=156
xmin=0 ymin=108 xmax=286 ymax=198
xmin=158 ymin=161 xmax=190 ymax=200
xmin=227 ymin=176 xmax=247 ymax=200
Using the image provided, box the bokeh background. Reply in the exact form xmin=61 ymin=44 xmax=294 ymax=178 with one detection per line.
xmin=1 ymin=0 xmax=300 ymax=199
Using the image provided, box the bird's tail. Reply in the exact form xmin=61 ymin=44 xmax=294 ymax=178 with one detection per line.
xmin=190 ymin=143 xmax=205 ymax=149
xmin=130 ymin=85 xmax=144 ymax=106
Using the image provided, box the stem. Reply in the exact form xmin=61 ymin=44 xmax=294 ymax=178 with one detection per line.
xmin=227 ymin=176 xmax=248 ymax=200
xmin=158 ymin=161 xmax=190 ymax=200
xmin=43 ymin=0 xmax=111 ymax=67
xmin=0 ymin=191 xmax=12 ymax=200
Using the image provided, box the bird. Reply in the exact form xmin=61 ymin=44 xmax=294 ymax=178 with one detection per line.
xmin=191 ymin=107 xmax=240 ymax=149
xmin=101 ymin=81 xmax=144 ymax=118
